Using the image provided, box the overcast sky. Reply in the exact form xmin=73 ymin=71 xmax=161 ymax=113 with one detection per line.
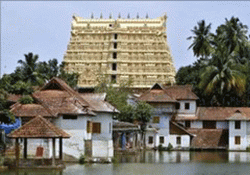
xmin=1 ymin=1 xmax=250 ymax=75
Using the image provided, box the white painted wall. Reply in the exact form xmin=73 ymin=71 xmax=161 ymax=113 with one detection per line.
xmin=217 ymin=121 xmax=228 ymax=129
xmin=229 ymin=121 xmax=248 ymax=150
xmin=190 ymin=121 xmax=203 ymax=128
xmin=169 ymin=135 xmax=190 ymax=148
xmin=145 ymin=130 xmax=156 ymax=148
xmin=92 ymin=140 xmax=113 ymax=158
xmin=53 ymin=113 xmax=114 ymax=159
xmin=176 ymin=100 xmax=196 ymax=115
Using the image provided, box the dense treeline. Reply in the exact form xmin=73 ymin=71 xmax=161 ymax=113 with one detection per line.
xmin=0 ymin=53 xmax=79 ymax=123
xmin=176 ymin=17 xmax=250 ymax=107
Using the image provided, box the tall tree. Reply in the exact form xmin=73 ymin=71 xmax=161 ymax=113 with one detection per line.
xmin=217 ymin=16 xmax=248 ymax=55
xmin=187 ymin=20 xmax=213 ymax=59
xmin=199 ymin=44 xmax=246 ymax=106
xmin=17 ymin=53 xmax=43 ymax=85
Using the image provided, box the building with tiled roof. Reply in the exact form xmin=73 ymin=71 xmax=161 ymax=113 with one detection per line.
xmin=138 ymin=83 xmax=198 ymax=149
xmin=10 ymin=77 xmax=118 ymax=160
xmin=138 ymin=83 xmax=250 ymax=151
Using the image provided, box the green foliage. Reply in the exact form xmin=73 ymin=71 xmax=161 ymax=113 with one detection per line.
xmin=94 ymin=74 xmax=152 ymax=124
xmin=79 ymin=154 xmax=85 ymax=164
xmin=0 ymin=53 xmax=80 ymax=95
xmin=0 ymin=110 xmax=15 ymax=124
xmin=18 ymin=95 xmax=34 ymax=104
xmin=167 ymin=143 xmax=173 ymax=151
xmin=134 ymin=101 xmax=152 ymax=123
xmin=179 ymin=16 xmax=250 ymax=107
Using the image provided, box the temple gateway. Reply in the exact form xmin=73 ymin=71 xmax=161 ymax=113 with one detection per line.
xmin=63 ymin=13 xmax=176 ymax=88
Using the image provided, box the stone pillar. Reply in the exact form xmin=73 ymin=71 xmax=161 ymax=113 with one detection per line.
xmin=15 ymin=138 xmax=19 ymax=167
xmin=52 ymin=138 xmax=56 ymax=166
xmin=121 ymin=132 xmax=126 ymax=150
xmin=24 ymin=138 xmax=27 ymax=159
xmin=59 ymin=138 xmax=63 ymax=160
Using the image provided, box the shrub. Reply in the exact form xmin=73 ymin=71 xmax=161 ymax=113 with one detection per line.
xmin=19 ymin=95 xmax=34 ymax=104
xmin=167 ymin=143 xmax=173 ymax=151
xmin=79 ymin=154 xmax=85 ymax=164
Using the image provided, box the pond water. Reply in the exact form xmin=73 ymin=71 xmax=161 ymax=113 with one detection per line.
xmin=3 ymin=151 xmax=250 ymax=175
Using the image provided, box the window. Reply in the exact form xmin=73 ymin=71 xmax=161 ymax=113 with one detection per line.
xmin=114 ymin=34 xmax=118 ymax=40
xmin=114 ymin=42 xmax=117 ymax=49
xmin=185 ymin=121 xmax=191 ymax=128
xmin=176 ymin=136 xmax=181 ymax=145
xmin=92 ymin=122 xmax=101 ymax=133
xmin=109 ymin=123 xmax=111 ymax=133
xmin=111 ymin=75 xmax=117 ymax=83
xmin=235 ymin=121 xmax=241 ymax=129
xmin=113 ymin=52 xmax=117 ymax=59
xmin=148 ymin=136 xmax=153 ymax=144
xmin=160 ymin=136 xmax=164 ymax=144
xmin=235 ymin=136 xmax=241 ymax=145
xmin=203 ymin=121 xmax=216 ymax=129
xmin=63 ymin=115 xmax=77 ymax=120
xmin=176 ymin=103 xmax=180 ymax=110
xmin=185 ymin=103 xmax=190 ymax=110
xmin=112 ymin=63 xmax=117 ymax=71
xmin=152 ymin=116 xmax=160 ymax=123
xmin=87 ymin=121 xmax=93 ymax=133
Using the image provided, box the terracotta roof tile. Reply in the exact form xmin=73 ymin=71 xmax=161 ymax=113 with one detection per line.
xmin=138 ymin=89 xmax=176 ymax=102
xmin=170 ymin=121 xmax=194 ymax=136
xmin=10 ymin=103 xmax=54 ymax=117
xmin=80 ymin=93 xmax=119 ymax=113
xmin=8 ymin=116 xmax=70 ymax=138
xmin=196 ymin=107 xmax=250 ymax=121
xmin=138 ymin=84 xmax=198 ymax=102
xmin=191 ymin=129 xmax=228 ymax=149
xmin=164 ymin=85 xmax=199 ymax=100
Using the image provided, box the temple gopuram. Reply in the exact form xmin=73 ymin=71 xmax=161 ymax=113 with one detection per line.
xmin=63 ymin=13 xmax=176 ymax=88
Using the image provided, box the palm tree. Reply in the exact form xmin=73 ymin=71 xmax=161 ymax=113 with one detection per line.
xmin=18 ymin=53 xmax=43 ymax=85
xmin=199 ymin=44 xmax=246 ymax=106
xmin=217 ymin=16 xmax=248 ymax=55
xmin=187 ymin=20 xmax=213 ymax=59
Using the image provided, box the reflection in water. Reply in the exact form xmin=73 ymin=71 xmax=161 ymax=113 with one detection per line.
xmin=115 ymin=150 xmax=250 ymax=164
xmin=3 ymin=151 xmax=250 ymax=175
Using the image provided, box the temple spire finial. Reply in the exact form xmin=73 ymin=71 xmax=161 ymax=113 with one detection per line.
xmin=100 ymin=12 xmax=103 ymax=19
xmin=127 ymin=13 xmax=130 ymax=19
xmin=118 ymin=13 xmax=121 ymax=18
xmin=146 ymin=13 xmax=149 ymax=19
xmin=109 ymin=12 xmax=112 ymax=19
xmin=137 ymin=13 xmax=139 ymax=19
xmin=91 ymin=12 xmax=94 ymax=19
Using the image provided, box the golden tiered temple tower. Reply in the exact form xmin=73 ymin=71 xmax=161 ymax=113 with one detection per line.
xmin=63 ymin=13 xmax=176 ymax=88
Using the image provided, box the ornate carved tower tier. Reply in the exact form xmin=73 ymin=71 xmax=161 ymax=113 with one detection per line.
xmin=63 ymin=14 xmax=176 ymax=88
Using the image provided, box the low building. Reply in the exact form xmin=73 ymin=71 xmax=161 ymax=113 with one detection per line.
xmin=10 ymin=77 xmax=118 ymax=160
xmin=138 ymin=83 xmax=250 ymax=151
xmin=138 ymin=83 xmax=197 ymax=149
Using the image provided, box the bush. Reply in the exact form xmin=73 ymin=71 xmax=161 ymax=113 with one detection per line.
xmin=79 ymin=154 xmax=85 ymax=164
xmin=19 ymin=95 xmax=34 ymax=104
xmin=167 ymin=143 xmax=173 ymax=151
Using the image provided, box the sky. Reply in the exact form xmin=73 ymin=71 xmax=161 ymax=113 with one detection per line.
xmin=1 ymin=1 xmax=250 ymax=76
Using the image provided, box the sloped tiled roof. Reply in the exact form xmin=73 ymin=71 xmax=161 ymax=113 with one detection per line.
xmin=10 ymin=78 xmax=118 ymax=118
xmin=164 ymin=85 xmax=199 ymax=100
xmin=196 ymin=107 xmax=250 ymax=121
xmin=190 ymin=129 xmax=228 ymax=149
xmin=10 ymin=103 xmax=55 ymax=117
xmin=113 ymin=120 xmax=140 ymax=131
xmin=138 ymin=89 xmax=176 ymax=102
xmin=138 ymin=83 xmax=198 ymax=102
xmin=170 ymin=121 xmax=194 ymax=136
xmin=8 ymin=116 xmax=70 ymax=138
xmin=80 ymin=93 xmax=119 ymax=113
